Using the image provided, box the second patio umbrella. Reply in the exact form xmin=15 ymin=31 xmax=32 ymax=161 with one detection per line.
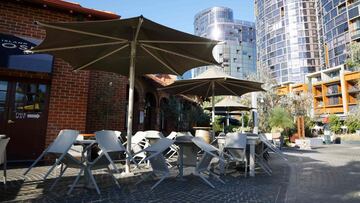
xmin=159 ymin=68 xmax=265 ymax=134
xmin=29 ymin=16 xmax=219 ymax=172
xmin=204 ymin=97 xmax=253 ymax=127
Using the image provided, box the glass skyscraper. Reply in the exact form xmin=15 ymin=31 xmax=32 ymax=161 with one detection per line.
xmin=191 ymin=7 xmax=257 ymax=79
xmin=317 ymin=0 xmax=360 ymax=69
xmin=255 ymin=0 xmax=321 ymax=84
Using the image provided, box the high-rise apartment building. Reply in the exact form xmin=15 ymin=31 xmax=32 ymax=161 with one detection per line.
xmin=271 ymin=0 xmax=360 ymax=119
xmin=255 ymin=0 xmax=321 ymax=84
xmin=191 ymin=7 xmax=257 ymax=79
xmin=317 ymin=0 xmax=360 ymax=69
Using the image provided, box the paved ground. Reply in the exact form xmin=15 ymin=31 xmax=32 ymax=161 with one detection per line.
xmin=1 ymin=144 xmax=360 ymax=203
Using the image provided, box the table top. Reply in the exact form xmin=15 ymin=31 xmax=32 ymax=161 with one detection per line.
xmin=80 ymin=134 xmax=95 ymax=137
xmin=174 ymin=135 xmax=194 ymax=144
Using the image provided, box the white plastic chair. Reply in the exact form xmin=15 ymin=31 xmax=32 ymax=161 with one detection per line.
xmin=224 ymin=132 xmax=248 ymax=177
xmin=0 ymin=137 xmax=10 ymax=185
xmin=192 ymin=137 xmax=225 ymax=188
xmin=125 ymin=131 xmax=147 ymax=164
xmin=165 ymin=131 xmax=179 ymax=159
xmin=135 ymin=138 xmax=174 ymax=190
xmin=23 ymin=129 xmax=79 ymax=180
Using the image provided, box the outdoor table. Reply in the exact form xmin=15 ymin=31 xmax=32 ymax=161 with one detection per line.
xmin=73 ymin=139 xmax=97 ymax=189
xmin=174 ymin=135 xmax=196 ymax=179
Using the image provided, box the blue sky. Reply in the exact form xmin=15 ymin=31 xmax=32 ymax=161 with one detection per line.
xmin=75 ymin=0 xmax=254 ymax=34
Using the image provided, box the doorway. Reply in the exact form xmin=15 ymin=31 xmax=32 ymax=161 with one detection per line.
xmin=0 ymin=79 xmax=49 ymax=161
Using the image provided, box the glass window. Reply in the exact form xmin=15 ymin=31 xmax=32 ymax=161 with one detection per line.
xmin=14 ymin=82 xmax=47 ymax=113
xmin=349 ymin=7 xmax=359 ymax=19
xmin=328 ymin=96 xmax=339 ymax=105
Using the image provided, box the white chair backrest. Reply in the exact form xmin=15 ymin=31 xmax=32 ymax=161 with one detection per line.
xmin=145 ymin=130 xmax=164 ymax=138
xmin=48 ymin=130 xmax=79 ymax=154
xmin=225 ymin=133 xmax=247 ymax=149
xmin=166 ymin=131 xmax=177 ymax=140
xmin=192 ymin=137 xmax=218 ymax=153
xmin=0 ymin=137 xmax=10 ymax=164
xmin=96 ymin=130 xmax=126 ymax=153
xmin=144 ymin=138 xmax=174 ymax=153
xmin=114 ymin=131 xmax=121 ymax=138
xmin=114 ymin=130 xmax=123 ymax=142
xmin=132 ymin=131 xmax=146 ymax=144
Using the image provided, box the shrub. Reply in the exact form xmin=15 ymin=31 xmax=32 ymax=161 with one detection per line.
xmin=345 ymin=114 xmax=360 ymax=133
xmin=328 ymin=114 xmax=342 ymax=134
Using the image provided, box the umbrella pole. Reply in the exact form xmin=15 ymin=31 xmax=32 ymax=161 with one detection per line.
xmin=241 ymin=112 xmax=244 ymax=129
xmin=126 ymin=41 xmax=136 ymax=173
xmin=211 ymin=81 xmax=215 ymax=139
xmin=226 ymin=111 xmax=229 ymax=130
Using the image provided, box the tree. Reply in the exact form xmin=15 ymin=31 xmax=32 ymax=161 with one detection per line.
xmin=247 ymin=66 xmax=281 ymax=132
xmin=346 ymin=42 xmax=360 ymax=71
xmin=269 ymin=106 xmax=294 ymax=132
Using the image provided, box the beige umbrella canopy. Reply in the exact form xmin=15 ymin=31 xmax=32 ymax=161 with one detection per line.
xmin=159 ymin=68 xmax=265 ymax=133
xmin=29 ymin=16 xmax=220 ymax=172
xmin=204 ymin=97 xmax=253 ymax=112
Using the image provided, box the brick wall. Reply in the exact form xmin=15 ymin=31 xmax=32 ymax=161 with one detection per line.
xmin=0 ymin=0 xmax=101 ymax=147
xmin=86 ymin=71 xmax=150 ymax=134
xmin=86 ymin=71 xmax=128 ymax=132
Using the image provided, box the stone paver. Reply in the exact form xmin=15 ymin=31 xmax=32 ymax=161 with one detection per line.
xmin=1 ymin=144 xmax=360 ymax=202
xmin=284 ymin=144 xmax=360 ymax=203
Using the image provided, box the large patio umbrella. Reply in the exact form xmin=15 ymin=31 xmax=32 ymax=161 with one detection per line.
xmin=28 ymin=16 xmax=220 ymax=172
xmin=204 ymin=97 xmax=253 ymax=127
xmin=159 ymin=68 xmax=264 ymax=134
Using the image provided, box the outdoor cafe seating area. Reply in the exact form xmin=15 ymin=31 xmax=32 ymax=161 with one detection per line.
xmin=1 ymin=129 xmax=286 ymax=195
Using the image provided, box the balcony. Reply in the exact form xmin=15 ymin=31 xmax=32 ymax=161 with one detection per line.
xmin=348 ymin=86 xmax=360 ymax=93
xmin=351 ymin=30 xmax=360 ymax=41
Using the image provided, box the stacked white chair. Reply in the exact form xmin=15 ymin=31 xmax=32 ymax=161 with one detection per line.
xmin=165 ymin=131 xmax=179 ymax=159
xmin=125 ymin=131 xmax=147 ymax=164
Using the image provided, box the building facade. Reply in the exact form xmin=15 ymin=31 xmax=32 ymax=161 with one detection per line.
xmin=255 ymin=0 xmax=321 ymax=84
xmin=191 ymin=7 xmax=257 ymax=79
xmin=276 ymin=69 xmax=359 ymax=119
xmin=317 ymin=0 xmax=360 ymax=69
